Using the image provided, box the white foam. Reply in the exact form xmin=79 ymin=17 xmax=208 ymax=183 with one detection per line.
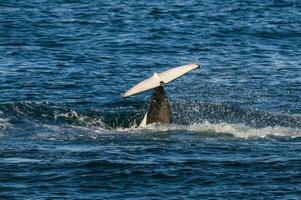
xmin=0 ymin=117 xmax=10 ymax=138
xmin=116 ymin=121 xmax=301 ymax=139
xmin=0 ymin=117 xmax=8 ymax=130
xmin=35 ymin=123 xmax=114 ymax=141
xmin=53 ymin=110 xmax=105 ymax=127
xmin=187 ymin=121 xmax=301 ymax=139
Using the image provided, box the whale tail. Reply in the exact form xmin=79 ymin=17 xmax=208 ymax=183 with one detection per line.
xmin=122 ymin=63 xmax=199 ymax=126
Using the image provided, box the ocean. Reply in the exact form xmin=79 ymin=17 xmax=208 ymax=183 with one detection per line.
xmin=0 ymin=1 xmax=300 ymax=199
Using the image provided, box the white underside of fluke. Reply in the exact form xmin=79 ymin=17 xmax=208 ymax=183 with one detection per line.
xmin=122 ymin=64 xmax=199 ymax=97
xmin=139 ymin=112 xmax=148 ymax=127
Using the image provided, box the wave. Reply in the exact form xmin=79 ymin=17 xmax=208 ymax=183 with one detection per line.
xmin=131 ymin=121 xmax=301 ymax=139
xmin=0 ymin=117 xmax=7 ymax=138
xmin=29 ymin=121 xmax=301 ymax=141
xmin=0 ymin=117 xmax=6 ymax=129
xmin=0 ymin=115 xmax=12 ymax=138
xmin=0 ymin=101 xmax=300 ymax=139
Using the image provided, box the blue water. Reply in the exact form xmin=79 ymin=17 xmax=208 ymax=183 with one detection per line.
xmin=0 ymin=1 xmax=301 ymax=199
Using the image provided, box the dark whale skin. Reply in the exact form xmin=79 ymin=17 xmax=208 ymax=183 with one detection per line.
xmin=146 ymin=86 xmax=170 ymax=124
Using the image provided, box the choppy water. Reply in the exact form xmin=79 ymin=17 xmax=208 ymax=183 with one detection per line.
xmin=1 ymin=1 xmax=301 ymax=199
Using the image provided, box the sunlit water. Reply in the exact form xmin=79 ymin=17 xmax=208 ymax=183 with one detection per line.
xmin=0 ymin=1 xmax=301 ymax=199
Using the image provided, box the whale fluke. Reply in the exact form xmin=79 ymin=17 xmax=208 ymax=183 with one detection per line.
xmin=122 ymin=64 xmax=199 ymax=98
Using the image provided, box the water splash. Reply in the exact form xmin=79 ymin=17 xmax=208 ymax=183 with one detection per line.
xmin=0 ymin=101 xmax=300 ymax=140
xmin=117 ymin=121 xmax=301 ymax=139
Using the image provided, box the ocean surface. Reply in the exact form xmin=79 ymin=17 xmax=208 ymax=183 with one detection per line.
xmin=0 ymin=1 xmax=301 ymax=199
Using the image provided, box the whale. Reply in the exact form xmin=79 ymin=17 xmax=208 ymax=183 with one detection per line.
xmin=122 ymin=64 xmax=199 ymax=127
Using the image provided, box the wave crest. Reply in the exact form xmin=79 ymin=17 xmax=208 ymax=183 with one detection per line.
xmin=133 ymin=121 xmax=301 ymax=139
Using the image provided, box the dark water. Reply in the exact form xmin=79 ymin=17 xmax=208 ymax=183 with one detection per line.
xmin=1 ymin=1 xmax=301 ymax=199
